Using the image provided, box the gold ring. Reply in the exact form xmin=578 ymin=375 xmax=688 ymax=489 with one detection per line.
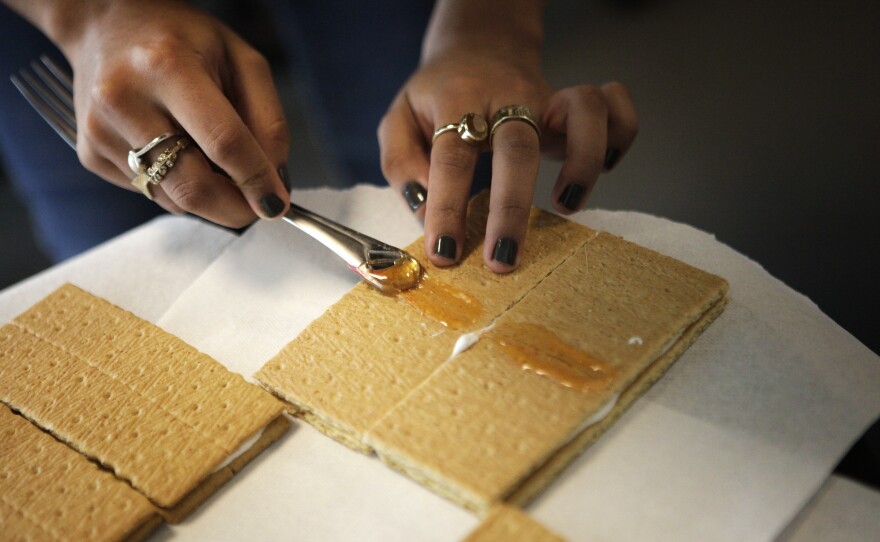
xmin=130 ymin=136 xmax=190 ymax=200
xmin=127 ymin=132 xmax=182 ymax=175
xmin=145 ymin=137 xmax=190 ymax=184
xmin=432 ymin=113 xmax=489 ymax=146
xmin=489 ymin=105 xmax=540 ymax=148
xmin=130 ymin=171 xmax=155 ymax=200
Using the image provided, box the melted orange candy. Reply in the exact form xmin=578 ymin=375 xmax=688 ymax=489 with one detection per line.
xmin=357 ymin=255 xmax=422 ymax=293
xmin=398 ymin=273 xmax=483 ymax=329
xmin=487 ymin=322 xmax=618 ymax=393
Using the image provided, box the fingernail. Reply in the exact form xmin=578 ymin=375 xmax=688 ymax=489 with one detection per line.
xmin=493 ymin=237 xmax=518 ymax=265
xmin=604 ymin=148 xmax=620 ymax=170
xmin=259 ymin=193 xmax=286 ymax=218
xmin=434 ymin=235 xmax=457 ymax=260
xmin=402 ymin=181 xmax=427 ymax=211
xmin=277 ymin=165 xmax=291 ymax=191
xmin=558 ymin=183 xmax=586 ymax=211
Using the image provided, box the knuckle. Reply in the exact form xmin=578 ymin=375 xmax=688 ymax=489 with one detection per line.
xmin=621 ymin=115 xmax=640 ymax=140
xmin=380 ymin=146 xmax=408 ymax=178
xmin=133 ymin=38 xmax=189 ymax=76
xmin=90 ymin=79 xmax=129 ymax=113
xmin=432 ymin=145 xmax=475 ymax=177
xmin=235 ymin=168 xmax=271 ymax=190
xmin=80 ymin=111 xmax=105 ymax=142
xmin=264 ymin=117 xmax=290 ymax=152
xmin=201 ymin=122 xmax=244 ymax=162
xmin=494 ymin=129 xmax=540 ymax=163
xmin=76 ymin=144 xmax=102 ymax=173
xmin=602 ymin=81 xmax=629 ymax=96
xmin=492 ymin=200 xmax=531 ymax=223
xmin=430 ymin=199 xmax=467 ymax=222
xmin=165 ymin=178 xmax=213 ymax=213
xmin=579 ymin=86 xmax=608 ymax=114
xmin=243 ymin=48 xmax=271 ymax=73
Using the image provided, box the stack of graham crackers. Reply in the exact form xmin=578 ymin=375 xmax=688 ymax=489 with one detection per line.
xmin=256 ymin=192 xmax=728 ymax=535
xmin=0 ymin=284 xmax=290 ymax=540
xmin=2 ymin=192 xmax=727 ymax=540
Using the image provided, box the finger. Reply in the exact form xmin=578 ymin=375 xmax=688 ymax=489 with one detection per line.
xmin=600 ymin=82 xmax=638 ymax=171
xmin=225 ymin=34 xmax=291 ymax=173
xmin=107 ymin=102 xmax=255 ymax=226
xmin=378 ymin=91 xmax=430 ymax=217
xmin=159 ymin=61 xmax=289 ymax=220
xmin=484 ymin=109 xmax=542 ymax=273
xmin=423 ymin=108 xmax=482 ymax=266
xmin=78 ymin=112 xmax=187 ymax=214
xmin=150 ymin=143 xmax=257 ymax=227
xmin=543 ymin=86 xmax=608 ymax=215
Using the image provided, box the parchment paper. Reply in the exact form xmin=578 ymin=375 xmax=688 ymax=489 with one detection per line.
xmin=154 ymin=184 xmax=880 ymax=541
xmin=0 ymin=215 xmax=235 ymax=324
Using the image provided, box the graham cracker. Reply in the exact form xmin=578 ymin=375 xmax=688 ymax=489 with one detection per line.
xmin=462 ymin=504 xmax=565 ymax=542
xmin=366 ymin=233 xmax=728 ymax=511
xmin=256 ymin=191 xmax=596 ymax=450
xmin=0 ymin=283 xmax=289 ymax=521
xmin=257 ymin=193 xmax=727 ymax=512
xmin=0 ymin=404 xmax=160 ymax=542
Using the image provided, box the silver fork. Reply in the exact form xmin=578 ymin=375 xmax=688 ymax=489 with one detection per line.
xmin=10 ymin=56 xmax=422 ymax=293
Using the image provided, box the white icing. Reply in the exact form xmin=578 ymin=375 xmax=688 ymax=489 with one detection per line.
xmin=212 ymin=427 xmax=266 ymax=473
xmin=583 ymin=394 xmax=619 ymax=427
xmin=562 ymin=394 xmax=621 ymax=449
xmin=657 ymin=328 xmax=686 ymax=358
xmin=628 ymin=336 xmax=643 ymax=346
xmin=447 ymin=324 xmax=495 ymax=361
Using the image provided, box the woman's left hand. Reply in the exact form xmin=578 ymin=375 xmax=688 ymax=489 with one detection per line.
xmin=378 ymin=0 xmax=637 ymax=273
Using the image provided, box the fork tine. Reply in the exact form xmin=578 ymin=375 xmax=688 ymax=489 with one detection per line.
xmin=10 ymin=73 xmax=77 ymax=150
xmin=32 ymin=60 xmax=74 ymax=112
xmin=22 ymin=64 xmax=77 ymax=131
xmin=39 ymin=54 xmax=73 ymax=94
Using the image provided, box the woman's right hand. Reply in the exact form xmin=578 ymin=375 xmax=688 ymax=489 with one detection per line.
xmin=34 ymin=0 xmax=291 ymax=226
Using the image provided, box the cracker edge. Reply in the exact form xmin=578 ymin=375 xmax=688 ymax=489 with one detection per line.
xmin=370 ymin=292 xmax=728 ymax=513
xmin=157 ymin=413 xmax=291 ymax=523
xmin=504 ymin=293 xmax=729 ymax=508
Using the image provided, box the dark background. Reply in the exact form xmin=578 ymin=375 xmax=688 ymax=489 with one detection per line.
xmin=1 ymin=0 xmax=877 ymax=485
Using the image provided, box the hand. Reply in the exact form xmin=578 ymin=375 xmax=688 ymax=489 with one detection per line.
xmin=49 ymin=0 xmax=291 ymax=226
xmin=378 ymin=0 xmax=637 ymax=273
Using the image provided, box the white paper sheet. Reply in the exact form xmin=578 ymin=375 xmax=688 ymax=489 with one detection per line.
xmin=778 ymin=476 xmax=880 ymax=542
xmin=155 ymin=184 xmax=880 ymax=541
xmin=0 ymin=215 xmax=236 ymax=324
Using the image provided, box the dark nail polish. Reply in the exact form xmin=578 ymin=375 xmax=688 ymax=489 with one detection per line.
xmin=402 ymin=181 xmax=427 ymax=211
xmin=604 ymin=148 xmax=620 ymax=170
xmin=259 ymin=193 xmax=286 ymax=218
xmin=434 ymin=235 xmax=457 ymax=260
xmin=558 ymin=183 xmax=586 ymax=211
xmin=277 ymin=165 xmax=291 ymax=191
xmin=493 ymin=237 xmax=518 ymax=265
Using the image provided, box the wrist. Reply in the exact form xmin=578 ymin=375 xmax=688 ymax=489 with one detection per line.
xmin=422 ymin=0 xmax=546 ymax=66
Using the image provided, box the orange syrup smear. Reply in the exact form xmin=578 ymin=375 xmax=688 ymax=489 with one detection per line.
xmin=486 ymin=322 xmax=618 ymax=393
xmin=398 ymin=273 xmax=484 ymax=330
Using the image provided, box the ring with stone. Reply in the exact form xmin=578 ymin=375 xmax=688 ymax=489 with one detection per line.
xmin=145 ymin=137 xmax=190 ymax=184
xmin=488 ymin=105 xmax=540 ymax=148
xmin=127 ymin=132 xmax=182 ymax=175
xmin=432 ymin=113 xmax=489 ymax=146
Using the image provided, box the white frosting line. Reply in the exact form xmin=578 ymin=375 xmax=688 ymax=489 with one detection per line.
xmin=212 ymin=427 xmax=265 ymax=473
xmin=628 ymin=336 xmax=643 ymax=346
xmin=565 ymin=325 xmax=689 ymax=444
xmin=583 ymin=394 xmax=619 ymax=427
xmin=561 ymin=393 xmax=621 ymax=450
xmin=447 ymin=324 xmax=495 ymax=361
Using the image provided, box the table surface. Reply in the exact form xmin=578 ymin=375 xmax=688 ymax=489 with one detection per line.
xmin=2 ymin=185 xmax=878 ymax=541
